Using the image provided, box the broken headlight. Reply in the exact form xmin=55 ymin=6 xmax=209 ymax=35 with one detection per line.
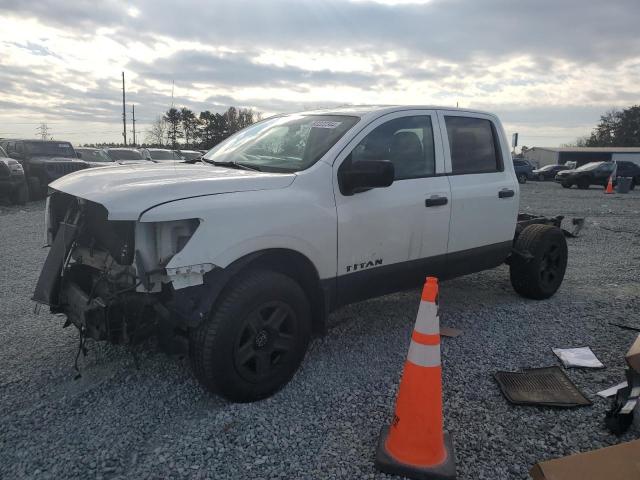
xmin=154 ymin=219 xmax=201 ymax=265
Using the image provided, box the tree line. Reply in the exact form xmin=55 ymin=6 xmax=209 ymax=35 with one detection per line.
xmin=145 ymin=106 xmax=262 ymax=149
xmin=569 ymin=105 xmax=640 ymax=147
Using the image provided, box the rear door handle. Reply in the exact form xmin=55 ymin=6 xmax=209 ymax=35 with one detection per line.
xmin=498 ymin=189 xmax=515 ymax=198
xmin=425 ymin=195 xmax=448 ymax=207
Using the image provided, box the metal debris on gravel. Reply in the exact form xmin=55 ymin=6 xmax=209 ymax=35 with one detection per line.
xmin=1 ymin=183 xmax=639 ymax=480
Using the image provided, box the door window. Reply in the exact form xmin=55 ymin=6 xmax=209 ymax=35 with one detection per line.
xmin=445 ymin=116 xmax=503 ymax=174
xmin=350 ymin=115 xmax=435 ymax=180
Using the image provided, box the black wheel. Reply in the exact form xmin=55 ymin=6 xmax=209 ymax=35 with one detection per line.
xmin=510 ymin=224 xmax=568 ymax=300
xmin=517 ymin=174 xmax=527 ymax=184
xmin=630 ymin=179 xmax=636 ymax=191
xmin=10 ymin=182 xmax=28 ymax=205
xmin=538 ymin=174 xmax=545 ymax=181
xmin=561 ymin=182 xmax=571 ymax=188
xmin=577 ymin=178 xmax=589 ymax=189
xmin=27 ymin=177 xmax=43 ymax=200
xmin=190 ymin=269 xmax=311 ymax=402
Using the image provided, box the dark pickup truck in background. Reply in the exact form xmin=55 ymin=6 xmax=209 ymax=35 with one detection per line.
xmin=0 ymin=139 xmax=89 ymax=200
xmin=555 ymin=160 xmax=640 ymax=189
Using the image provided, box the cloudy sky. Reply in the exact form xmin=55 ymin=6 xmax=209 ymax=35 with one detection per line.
xmin=0 ymin=0 xmax=638 ymax=147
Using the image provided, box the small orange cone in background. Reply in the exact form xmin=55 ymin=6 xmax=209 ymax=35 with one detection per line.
xmin=605 ymin=176 xmax=614 ymax=194
xmin=375 ymin=277 xmax=456 ymax=480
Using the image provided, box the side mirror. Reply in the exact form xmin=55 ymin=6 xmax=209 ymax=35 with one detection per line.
xmin=338 ymin=159 xmax=394 ymax=196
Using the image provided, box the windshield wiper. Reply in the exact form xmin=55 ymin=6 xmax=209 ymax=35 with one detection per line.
xmin=207 ymin=160 xmax=261 ymax=171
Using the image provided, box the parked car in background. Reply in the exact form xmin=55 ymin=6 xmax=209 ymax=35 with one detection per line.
xmin=555 ymin=161 xmax=640 ymax=189
xmin=532 ymin=164 xmax=570 ymax=181
xmin=103 ymin=148 xmax=149 ymax=164
xmin=75 ymin=147 xmax=115 ymax=167
xmin=0 ymin=139 xmax=89 ymax=199
xmin=140 ymin=148 xmax=185 ymax=162
xmin=0 ymin=145 xmax=28 ymax=204
xmin=178 ymin=150 xmax=203 ymax=162
xmin=513 ymin=158 xmax=534 ymax=183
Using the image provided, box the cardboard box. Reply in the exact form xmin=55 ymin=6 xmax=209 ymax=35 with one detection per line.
xmin=529 ymin=440 xmax=640 ymax=480
xmin=626 ymin=333 xmax=640 ymax=374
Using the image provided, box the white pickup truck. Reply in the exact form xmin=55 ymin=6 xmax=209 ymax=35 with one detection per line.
xmin=34 ymin=106 xmax=568 ymax=402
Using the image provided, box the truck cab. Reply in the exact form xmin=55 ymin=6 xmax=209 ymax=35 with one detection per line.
xmin=34 ymin=106 xmax=567 ymax=402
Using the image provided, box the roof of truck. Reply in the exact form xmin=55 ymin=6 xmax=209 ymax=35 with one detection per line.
xmin=297 ymin=105 xmax=496 ymax=120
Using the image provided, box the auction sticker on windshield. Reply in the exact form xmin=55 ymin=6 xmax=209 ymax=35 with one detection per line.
xmin=311 ymin=120 xmax=342 ymax=129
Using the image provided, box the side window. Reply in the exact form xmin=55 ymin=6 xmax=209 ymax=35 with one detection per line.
xmin=350 ymin=115 xmax=435 ymax=180
xmin=445 ymin=116 xmax=503 ymax=174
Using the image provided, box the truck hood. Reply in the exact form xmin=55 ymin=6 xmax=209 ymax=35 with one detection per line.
xmin=50 ymin=163 xmax=296 ymax=220
xmin=32 ymin=156 xmax=87 ymax=164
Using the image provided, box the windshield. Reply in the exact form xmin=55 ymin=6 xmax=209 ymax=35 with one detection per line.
xmin=203 ymin=114 xmax=359 ymax=172
xmin=107 ymin=149 xmax=144 ymax=161
xmin=576 ymin=161 xmax=604 ymax=171
xmin=149 ymin=150 xmax=178 ymax=160
xmin=25 ymin=141 xmax=76 ymax=157
xmin=77 ymin=149 xmax=111 ymax=162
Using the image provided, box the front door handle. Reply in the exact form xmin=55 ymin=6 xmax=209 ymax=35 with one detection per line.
xmin=425 ymin=195 xmax=448 ymax=207
xmin=498 ymin=189 xmax=515 ymax=198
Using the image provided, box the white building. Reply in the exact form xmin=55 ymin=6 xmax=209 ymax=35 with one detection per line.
xmin=523 ymin=147 xmax=640 ymax=168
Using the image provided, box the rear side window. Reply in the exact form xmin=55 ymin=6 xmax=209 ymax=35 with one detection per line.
xmin=445 ymin=116 xmax=502 ymax=174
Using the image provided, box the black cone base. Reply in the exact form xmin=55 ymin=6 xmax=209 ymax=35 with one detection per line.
xmin=375 ymin=426 xmax=456 ymax=480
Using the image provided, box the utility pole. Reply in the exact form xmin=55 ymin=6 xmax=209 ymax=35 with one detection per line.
xmin=131 ymin=104 xmax=136 ymax=146
xmin=122 ymin=72 xmax=127 ymax=146
xmin=36 ymin=123 xmax=50 ymax=140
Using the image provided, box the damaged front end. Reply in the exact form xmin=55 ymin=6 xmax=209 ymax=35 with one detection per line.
xmin=33 ymin=192 xmax=211 ymax=348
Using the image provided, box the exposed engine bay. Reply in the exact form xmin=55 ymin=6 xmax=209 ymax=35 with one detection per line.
xmin=33 ymin=192 xmax=212 ymax=348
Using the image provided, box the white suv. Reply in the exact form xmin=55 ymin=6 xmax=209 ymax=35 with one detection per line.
xmin=34 ymin=106 xmax=568 ymax=401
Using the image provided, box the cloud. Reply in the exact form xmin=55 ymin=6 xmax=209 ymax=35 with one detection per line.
xmin=0 ymin=0 xmax=639 ymax=146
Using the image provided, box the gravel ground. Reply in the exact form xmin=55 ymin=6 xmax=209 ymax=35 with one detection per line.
xmin=1 ymin=182 xmax=639 ymax=480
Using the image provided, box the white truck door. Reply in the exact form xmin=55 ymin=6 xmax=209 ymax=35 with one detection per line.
xmin=333 ymin=110 xmax=451 ymax=305
xmin=437 ymin=110 xmax=519 ymax=275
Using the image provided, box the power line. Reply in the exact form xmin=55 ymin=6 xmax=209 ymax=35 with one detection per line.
xmin=36 ymin=123 xmax=50 ymax=140
xmin=132 ymin=104 xmax=137 ymax=146
xmin=122 ymin=71 xmax=127 ymax=146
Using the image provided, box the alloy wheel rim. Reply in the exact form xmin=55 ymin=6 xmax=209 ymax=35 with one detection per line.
xmin=233 ymin=301 xmax=297 ymax=383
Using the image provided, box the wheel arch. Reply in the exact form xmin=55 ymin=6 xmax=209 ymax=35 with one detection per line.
xmin=176 ymin=248 xmax=330 ymax=337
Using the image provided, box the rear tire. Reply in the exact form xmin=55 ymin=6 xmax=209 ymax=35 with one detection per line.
xmin=630 ymin=179 xmax=636 ymax=191
xmin=517 ymin=174 xmax=527 ymax=184
xmin=561 ymin=182 xmax=571 ymax=188
xmin=189 ymin=269 xmax=311 ymax=402
xmin=27 ymin=177 xmax=43 ymax=200
xmin=10 ymin=182 xmax=28 ymax=205
xmin=510 ymin=224 xmax=568 ymax=300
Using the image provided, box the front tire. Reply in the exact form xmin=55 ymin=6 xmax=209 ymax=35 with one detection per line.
xmin=561 ymin=182 xmax=571 ymax=188
xmin=577 ymin=178 xmax=589 ymax=189
xmin=190 ymin=269 xmax=311 ymax=402
xmin=27 ymin=177 xmax=43 ymax=200
xmin=510 ymin=224 xmax=568 ymax=300
xmin=10 ymin=182 xmax=28 ymax=205
xmin=517 ymin=174 xmax=527 ymax=184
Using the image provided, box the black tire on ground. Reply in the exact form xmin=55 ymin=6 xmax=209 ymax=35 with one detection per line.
xmin=561 ymin=182 xmax=571 ymax=188
xmin=538 ymin=174 xmax=545 ymax=181
xmin=510 ymin=224 xmax=568 ymax=300
xmin=517 ymin=174 xmax=527 ymax=184
xmin=27 ymin=177 xmax=42 ymax=200
xmin=577 ymin=178 xmax=589 ymax=189
xmin=189 ymin=269 xmax=311 ymax=402
xmin=10 ymin=182 xmax=28 ymax=205
xmin=630 ymin=179 xmax=636 ymax=191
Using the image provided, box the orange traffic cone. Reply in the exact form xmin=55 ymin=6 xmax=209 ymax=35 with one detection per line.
xmin=375 ymin=277 xmax=456 ymax=480
xmin=605 ymin=176 xmax=614 ymax=194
